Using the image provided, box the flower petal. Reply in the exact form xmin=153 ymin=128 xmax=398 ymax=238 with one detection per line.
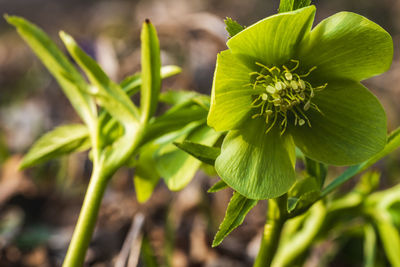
xmin=298 ymin=12 xmax=393 ymax=82
xmin=207 ymin=50 xmax=255 ymax=132
xmin=290 ymin=80 xmax=387 ymax=165
xmin=227 ymin=6 xmax=315 ymax=67
xmin=215 ymin=118 xmax=296 ymax=200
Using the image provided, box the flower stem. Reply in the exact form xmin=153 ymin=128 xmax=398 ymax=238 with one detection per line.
xmin=272 ymin=201 xmax=326 ymax=267
xmin=253 ymin=195 xmax=287 ymax=267
xmin=62 ymin=164 xmax=109 ymax=267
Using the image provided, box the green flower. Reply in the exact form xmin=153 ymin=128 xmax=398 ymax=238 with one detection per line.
xmin=207 ymin=6 xmax=393 ymax=200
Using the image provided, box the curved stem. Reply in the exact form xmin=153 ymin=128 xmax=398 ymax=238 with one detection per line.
xmin=62 ymin=164 xmax=109 ymax=267
xmin=254 ymin=195 xmax=287 ymax=267
xmin=62 ymin=120 xmax=145 ymax=266
xmin=272 ymin=201 xmax=326 ymax=267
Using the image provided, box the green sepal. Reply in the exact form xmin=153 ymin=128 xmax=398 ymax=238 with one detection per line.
xmin=207 ymin=50 xmax=254 ymax=132
xmin=226 ymin=6 xmax=315 ymax=67
xmin=298 ymin=11 xmax=393 ymax=82
xmin=290 ymin=80 xmax=387 ymax=166
xmin=174 ymin=141 xmax=221 ymax=166
xmin=224 ymin=17 xmax=244 ymax=38
xmin=20 ymin=124 xmax=90 ymax=169
xmin=140 ymin=19 xmax=161 ymax=122
xmin=215 ymin=119 xmax=296 ymax=200
xmin=212 ymin=191 xmax=258 ymax=247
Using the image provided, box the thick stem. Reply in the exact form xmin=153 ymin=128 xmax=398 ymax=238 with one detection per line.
xmin=254 ymin=195 xmax=287 ymax=267
xmin=62 ymin=164 xmax=109 ymax=267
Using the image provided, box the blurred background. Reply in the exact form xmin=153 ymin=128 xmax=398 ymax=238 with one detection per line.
xmin=1 ymin=0 xmax=400 ymax=266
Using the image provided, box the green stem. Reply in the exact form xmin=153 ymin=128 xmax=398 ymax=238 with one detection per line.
xmin=62 ymin=164 xmax=109 ymax=267
xmin=254 ymin=195 xmax=287 ymax=267
xmin=272 ymin=201 xmax=326 ymax=267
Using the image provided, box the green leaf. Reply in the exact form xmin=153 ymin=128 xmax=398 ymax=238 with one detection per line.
xmin=5 ymin=16 xmax=95 ymax=126
xmin=140 ymin=19 xmax=161 ymax=122
xmin=174 ymin=141 xmax=220 ymax=165
xmin=142 ymin=102 xmax=208 ymax=146
xmin=304 ymin=157 xmax=327 ymax=189
xmin=97 ymin=66 xmax=185 ymax=147
xmin=60 ymin=32 xmax=142 ymax=173
xmin=287 ymin=177 xmax=321 ymax=214
xmin=299 ymin=11 xmax=393 ymax=82
xmin=373 ymin=211 xmax=400 ymax=267
xmin=212 ymin=192 xmax=257 ymax=247
xmin=224 ymin=17 xmax=244 ymax=37
xmin=279 ymin=0 xmax=312 ymax=13
xmin=192 ymin=95 xmax=211 ymax=110
xmin=60 ymin=31 xmax=139 ymax=125
xmin=287 ymin=197 xmax=300 ymax=213
xmin=208 ymin=180 xmax=228 ymax=193
xmin=133 ymin=144 xmax=160 ymax=203
xmin=290 ymin=80 xmax=387 ymax=166
xmin=215 ymin=119 xmax=296 ymax=200
xmin=121 ymin=65 xmax=181 ymax=96
xmin=272 ymin=201 xmax=326 ymax=267
xmin=226 ymin=6 xmax=315 ymax=67
xmin=20 ymin=124 xmax=90 ymax=169
xmin=207 ymin=50 xmax=254 ymax=132
xmin=156 ymin=125 xmax=221 ymax=191
xmin=159 ymin=90 xmax=203 ymax=106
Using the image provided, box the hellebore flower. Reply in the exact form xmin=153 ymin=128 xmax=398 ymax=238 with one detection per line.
xmin=207 ymin=6 xmax=393 ymax=199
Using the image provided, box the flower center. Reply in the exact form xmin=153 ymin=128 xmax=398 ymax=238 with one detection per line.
xmin=247 ymin=59 xmax=327 ymax=135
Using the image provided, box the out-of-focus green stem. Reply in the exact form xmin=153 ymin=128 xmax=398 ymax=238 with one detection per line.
xmin=254 ymin=195 xmax=287 ymax=267
xmin=271 ymin=201 xmax=326 ymax=267
xmin=62 ymin=163 xmax=109 ymax=267
xmin=63 ymin=121 xmax=145 ymax=266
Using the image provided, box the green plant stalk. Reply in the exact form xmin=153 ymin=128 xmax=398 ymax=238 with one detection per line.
xmin=254 ymin=195 xmax=287 ymax=267
xmin=63 ymin=121 xmax=144 ymax=266
xmin=62 ymin=162 xmax=109 ymax=267
xmin=272 ymin=201 xmax=326 ymax=267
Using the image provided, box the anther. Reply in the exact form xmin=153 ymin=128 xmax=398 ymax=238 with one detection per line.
xmin=304 ymin=101 xmax=311 ymax=111
xmin=284 ymin=72 xmax=293 ymax=80
xmin=250 ymin=60 xmax=324 ymax=135
xmin=266 ymin=85 xmax=276 ymax=94
xmin=262 ymin=93 xmax=268 ymax=101
xmin=275 ymin=82 xmax=283 ymax=91
xmin=299 ymin=80 xmax=305 ymax=90
xmin=290 ymin=81 xmax=298 ymax=90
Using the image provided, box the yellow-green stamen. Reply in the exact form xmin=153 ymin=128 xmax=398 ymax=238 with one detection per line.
xmin=247 ymin=59 xmax=327 ymax=135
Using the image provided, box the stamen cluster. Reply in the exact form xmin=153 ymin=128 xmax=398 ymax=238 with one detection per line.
xmin=248 ymin=60 xmax=327 ymax=134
